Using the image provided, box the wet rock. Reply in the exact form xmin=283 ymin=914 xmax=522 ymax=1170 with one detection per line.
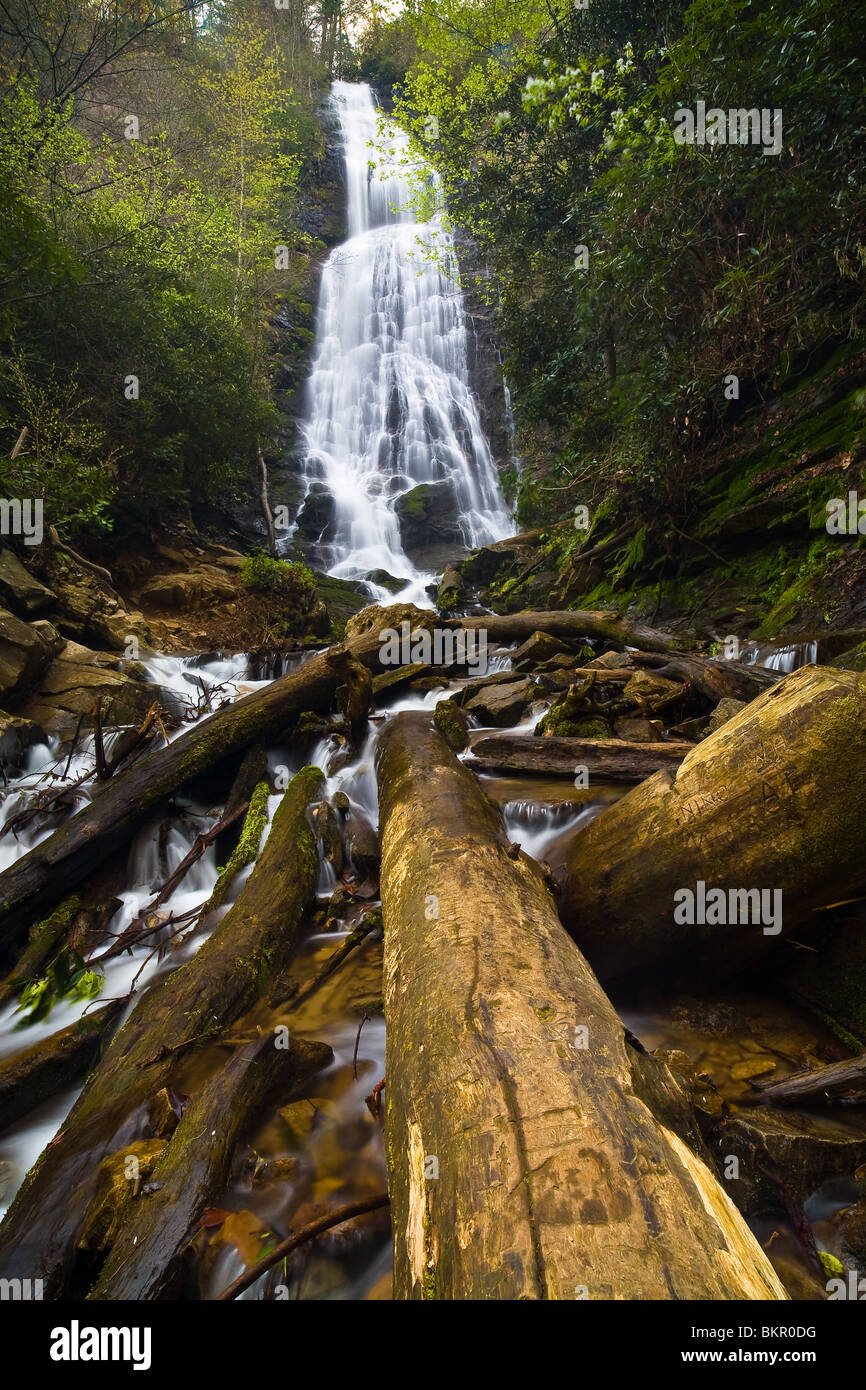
xmin=511 ymin=631 xmax=570 ymax=670
xmin=437 ymin=564 xmax=463 ymax=612
xmin=395 ymin=479 xmax=462 ymax=557
xmin=622 ymin=669 xmax=684 ymax=713
xmin=344 ymin=808 xmax=379 ymax=877
xmin=434 ymin=697 xmax=470 ymax=751
xmin=20 ymin=652 xmax=157 ymax=737
xmin=463 ymin=676 xmax=534 ymax=727
xmin=669 ymin=714 xmax=709 ymax=741
xmin=0 ymin=548 xmax=56 ymax=615
xmin=703 ymin=697 xmax=747 ymax=737
xmin=0 ymin=606 xmax=56 ymax=708
xmin=0 ymin=710 xmax=47 ymax=775
xmin=366 ymin=568 xmax=405 ymax=594
xmin=295 ymin=483 xmax=336 ymax=541
xmin=314 ymin=575 xmax=369 ymax=638
xmin=711 ymin=1107 xmax=866 ymax=1212
xmin=316 ymin=799 xmax=345 ymax=877
xmin=612 ymin=716 xmax=664 ymax=742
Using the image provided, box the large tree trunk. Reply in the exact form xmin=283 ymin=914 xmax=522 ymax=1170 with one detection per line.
xmin=91 ymin=1034 xmax=333 ymax=1299
xmin=466 ymin=735 xmax=693 ymax=781
xmin=0 ymin=625 xmax=397 ymax=955
xmin=376 ymin=713 xmax=786 ymax=1301
xmin=0 ymin=766 xmax=324 ymax=1297
xmin=559 ymin=666 xmax=866 ymax=985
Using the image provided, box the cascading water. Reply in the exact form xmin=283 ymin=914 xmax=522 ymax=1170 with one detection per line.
xmin=288 ymin=81 xmax=511 ymax=605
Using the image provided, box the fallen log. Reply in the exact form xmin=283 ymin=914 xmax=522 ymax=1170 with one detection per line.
xmin=91 ymin=1033 xmax=333 ymax=1299
xmin=0 ymin=766 xmax=324 ymax=1296
xmin=756 ymin=1054 xmax=866 ymax=1108
xmin=0 ymin=618 xmax=424 ymax=955
xmin=631 ymin=651 xmax=778 ymax=703
xmin=559 ymin=666 xmax=866 ymax=984
xmin=0 ymin=1000 xmax=124 ymax=1133
xmin=458 ymin=609 xmax=691 ymax=655
xmin=376 ymin=712 xmax=786 ymax=1300
xmin=466 ymin=735 xmax=693 ymax=782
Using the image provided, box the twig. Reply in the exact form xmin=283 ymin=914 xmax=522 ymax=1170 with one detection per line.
xmin=353 ymin=1011 xmax=368 ymax=1080
xmin=215 ymin=1194 xmax=391 ymax=1301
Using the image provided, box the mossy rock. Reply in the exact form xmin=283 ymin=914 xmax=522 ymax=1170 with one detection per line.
xmin=434 ymin=697 xmax=469 ymax=751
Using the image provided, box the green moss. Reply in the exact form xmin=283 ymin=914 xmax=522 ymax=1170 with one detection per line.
xmin=201 ymin=781 xmax=270 ymax=915
xmin=433 ymin=698 xmax=468 ymax=751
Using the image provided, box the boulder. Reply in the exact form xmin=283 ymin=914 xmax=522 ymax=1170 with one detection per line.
xmin=703 ymin=697 xmax=748 ymax=737
xmin=295 ymin=483 xmax=336 ymax=541
xmin=0 ymin=548 xmax=56 ymax=615
xmin=19 ymin=654 xmax=158 ymax=737
xmin=463 ymin=676 xmax=534 ymax=727
xmin=0 ymin=607 xmax=56 ymax=708
xmin=395 ymin=479 xmax=462 ymax=557
xmin=511 ymin=631 xmax=570 ymax=670
xmin=139 ymin=566 xmax=236 ymax=611
xmin=622 ymin=669 xmax=685 ymax=713
xmin=0 ymin=710 xmax=47 ymax=775
xmin=366 ymin=568 xmax=406 ymax=595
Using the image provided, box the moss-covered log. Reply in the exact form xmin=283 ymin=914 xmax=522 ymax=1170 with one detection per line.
xmin=0 ymin=1000 xmax=124 ymax=1133
xmin=560 ymin=666 xmax=866 ymax=985
xmin=466 ymin=735 xmax=693 ymax=781
xmin=376 ymin=712 xmax=787 ymax=1301
xmin=0 ymin=766 xmax=323 ymax=1297
xmin=91 ymin=1033 xmax=333 ymax=1299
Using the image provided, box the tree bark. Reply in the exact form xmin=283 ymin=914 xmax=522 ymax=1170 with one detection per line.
xmin=376 ymin=712 xmax=787 ymax=1300
xmin=631 ymin=651 xmax=778 ymax=703
xmin=0 ymin=766 xmax=323 ymax=1296
xmin=466 ymin=735 xmax=693 ymax=781
xmin=756 ymin=1053 xmax=866 ymax=1108
xmin=0 ymin=626 xmax=394 ymax=955
xmin=90 ymin=1033 xmax=333 ymax=1299
xmin=559 ymin=666 xmax=866 ymax=985
xmin=0 ymin=1000 xmax=124 ymax=1133
xmin=457 ymin=610 xmax=691 ymax=654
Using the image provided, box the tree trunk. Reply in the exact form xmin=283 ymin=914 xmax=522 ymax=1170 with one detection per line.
xmin=457 ymin=610 xmax=691 ymax=654
xmin=0 ymin=766 xmax=323 ymax=1297
xmin=0 ymin=1000 xmax=124 ymax=1133
xmin=376 ymin=712 xmax=787 ymax=1300
xmin=756 ymin=1054 xmax=866 ymax=1108
xmin=559 ymin=666 xmax=866 ymax=985
xmin=466 ymin=735 xmax=693 ymax=781
xmin=91 ymin=1034 xmax=333 ymax=1299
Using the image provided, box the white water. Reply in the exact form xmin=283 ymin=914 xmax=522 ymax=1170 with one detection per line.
xmin=288 ymin=81 xmax=511 ymax=605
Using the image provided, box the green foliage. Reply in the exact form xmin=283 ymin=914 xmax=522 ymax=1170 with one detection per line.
xmin=393 ymin=0 xmax=866 ymax=542
xmin=241 ymin=550 xmax=315 ymax=601
xmin=0 ymin=2 xmax=328 ymax=537
xmin=16 ymin=950 xmax=104 ymax=1026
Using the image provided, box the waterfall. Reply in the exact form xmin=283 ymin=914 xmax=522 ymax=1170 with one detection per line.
xmin=287 ymin=81 xmax=511 ymax=606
